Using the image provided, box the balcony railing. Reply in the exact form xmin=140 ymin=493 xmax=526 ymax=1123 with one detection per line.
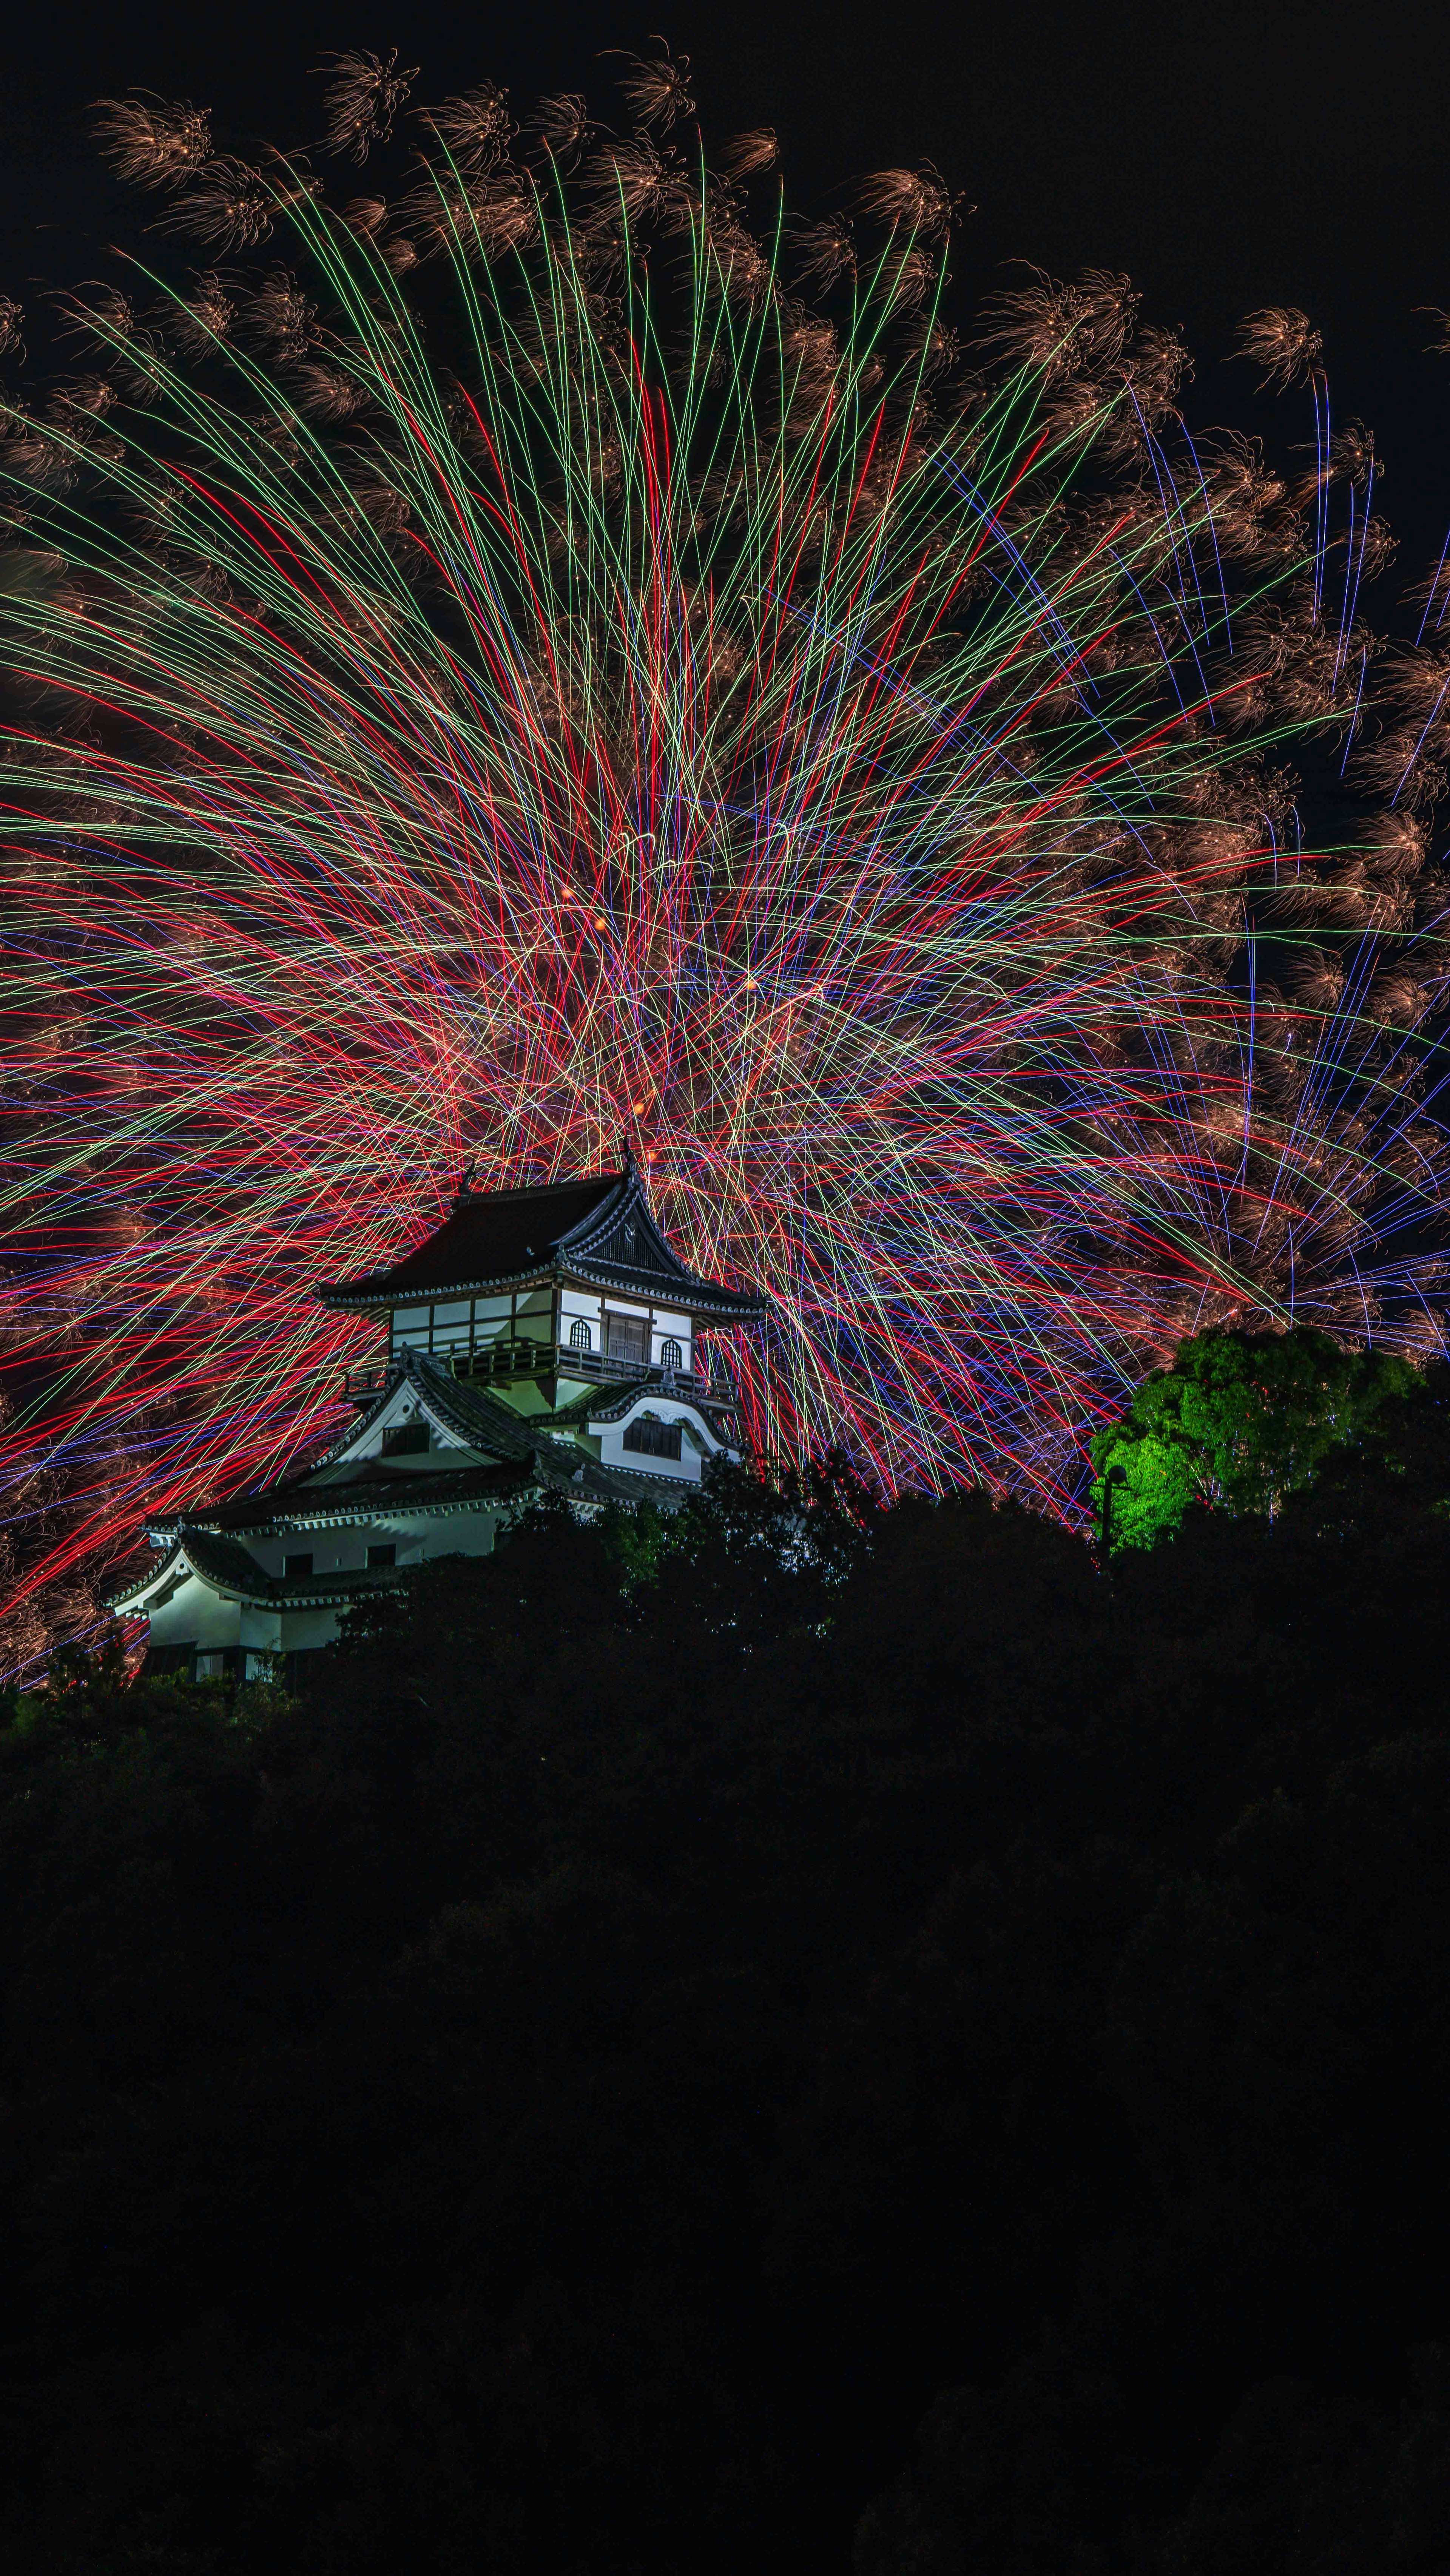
xmin=344 ymin=1339 xmax=721 ymax=1407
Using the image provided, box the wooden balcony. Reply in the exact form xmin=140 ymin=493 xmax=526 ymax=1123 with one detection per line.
xmin=344 ymin=1339 xmax=720 ymax=1408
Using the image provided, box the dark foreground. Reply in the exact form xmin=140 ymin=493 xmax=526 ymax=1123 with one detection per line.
xmin=2 ymin=1471 xmax=1447 ymax=2572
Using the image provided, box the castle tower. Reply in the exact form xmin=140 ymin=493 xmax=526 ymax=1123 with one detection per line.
xmin=111 ymin=1156 xmax=765 ymax=1682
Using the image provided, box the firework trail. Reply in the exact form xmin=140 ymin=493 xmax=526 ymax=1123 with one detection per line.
xmin=1 ymin=48 xmax=1447 ymax=1665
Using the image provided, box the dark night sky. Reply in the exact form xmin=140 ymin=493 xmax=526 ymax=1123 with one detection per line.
xmin=4 ymin=0 xmax=1450 ymax=566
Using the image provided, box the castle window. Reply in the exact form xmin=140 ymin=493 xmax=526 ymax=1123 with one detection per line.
xmin=659 ymin=1337 xmax=684 ymax=1371
xmin=624 ymin=1416 xmax=683 ymax=1460
xmin=284 ymin=1551 xmax=314 ymax=1579
xmin=367 ymin=1542 xmax=396 ymax=1569
xmin=382 ymin=1422 xmax=430 ymax=1456
xmin=606 ymin=1312 xmax=648 ymax=1362
xmin=569 ymin=1316 xmax=593 ymax=1351
xmin=194 ymin=1651 xmax=226 ymax=1680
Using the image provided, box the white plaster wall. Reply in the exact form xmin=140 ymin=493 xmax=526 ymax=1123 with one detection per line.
xmin=137 ymin=1506 xmax=504 ymax=1659
xmin=248 ymin=1506 xmax=500 ymax=1576
xmin=279 ymin=1607 xmax=344 ymax=1650
xmin=652 ymin=1311 xmax=692 ymax=1369
xmin=596 ymin=1402 xmax=709 ymax=1482
xmin=362 ymin=1508 xmax=498 ymax=1558
xmin=334 ymin=1382 xmax=478 ymax=1466
xmin=391 ymin=1303 xmax=430 ymax=1351
xmin=560 ymin=1287 xmax=603 ymax=1355
xmin=429 ymin=1514 xmax=497 ymax=1557
xmin=146 ymin=1571 xmax=242 ymax=1652
xmin=390 ymin=1293 xmax=516 ymax=1360
xmin=515 ymin=1286 xmax=554 ymax=1343
xmin=429 ymin=1297 xmax=473 ymax=1358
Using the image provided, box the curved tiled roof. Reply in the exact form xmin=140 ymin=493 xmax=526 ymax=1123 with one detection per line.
xmin=322 ymin=1172 xmax=620 ymax=1301
xmin=110 ymin=1526 xmax=477 ymax=1616
xmin=285 ymin=1348 xmax=538 ymax=1483
xmin=109 ymin=1431 xmax=713 ymax=1618
xmin=120 ymin=1321 xmax=741 ymax=1602
xmin=317 ymin=1161 xmax=764 ymax=1323
xmin=172 ymin=1459 xmax=530 ymax=1537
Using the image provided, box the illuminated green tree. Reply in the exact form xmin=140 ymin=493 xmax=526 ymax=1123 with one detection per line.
xmin=1089 ymin=1326 xmax=1421 ymax=1550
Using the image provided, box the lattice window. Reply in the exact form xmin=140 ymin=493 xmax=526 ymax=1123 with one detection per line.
xmin=659 ymin=1337 xmax=684 ymax=1371
xmin=569 ymin=1316 xmax=593 ymax=1351
xmin=606 ymin=1312 xmax=648 ymax=1361
xmin=624 ymin=1416 xmax=683 ymax=1460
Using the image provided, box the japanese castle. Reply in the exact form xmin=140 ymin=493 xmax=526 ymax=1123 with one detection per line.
xmin=113 ymin=1155 xmax=765 ymax=1681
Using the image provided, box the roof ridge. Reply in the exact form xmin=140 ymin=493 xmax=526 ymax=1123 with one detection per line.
xmin=414 ymin=1352 xmax=539 ymax=1458
xmin=457 ymin=1165 xmax=623 ymax=1208
xmin=150 ymin=1459 xmax=531 ymax=1537
xmin=559 ymin=1168 xmax=635 ymax=1253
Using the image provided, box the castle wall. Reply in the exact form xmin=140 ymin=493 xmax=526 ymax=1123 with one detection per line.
xmin=147 ymin=1569 xmax=242 ymax=1654
xmin=595 ymin=1399 xmax=716 ymax=1482
xmin=241 ymin=1506 xmax=499 ymax=1579
xmin=278 ymin=1607 xmax=346 ymax=1651
xmin=136 ymin=1504 xmax=505 ymax=1672
xmin=387 ymin=1284 xmax=697 ymax=1372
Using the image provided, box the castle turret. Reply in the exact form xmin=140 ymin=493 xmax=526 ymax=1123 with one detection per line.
xmin=110 ymin=1158 xmax=765 ymax=1683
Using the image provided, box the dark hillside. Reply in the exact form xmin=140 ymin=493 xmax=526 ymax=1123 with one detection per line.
xmin=0 ymin=1476 xmax=1447 ymax=2571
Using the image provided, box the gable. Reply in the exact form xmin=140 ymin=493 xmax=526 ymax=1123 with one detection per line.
xmin=329 ymin=1377 xmax=477 ymax=1468
xmin=110 ymin=1536 xmax=191 ymax=1613
xmin=596 ymin=1391 xmax=729 ymax=1454
xmin=569 ymin=1192 xmax=694 ymax=1287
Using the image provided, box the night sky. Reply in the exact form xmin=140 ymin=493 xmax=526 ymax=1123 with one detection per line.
xmin=4 ymin=1 xmax=1450 ymax=566
xmin=5 ymin=23 xmax=1450 ymax=2562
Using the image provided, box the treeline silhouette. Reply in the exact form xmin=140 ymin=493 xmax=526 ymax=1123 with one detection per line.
xmin=2 ymin=1396 xmax=1449 ymax=2570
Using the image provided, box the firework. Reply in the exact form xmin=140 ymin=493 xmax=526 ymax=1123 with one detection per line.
xmin=1232 ymin=304 xmax=1326 ymax=392
xmin=315 ymin=48 xmax=418 ymax=164
xmin=1 ymin=58 xmax=1448 ymax=1668
xmin=91 ymin=93 xmax=213 ymax=192
xmin=607 ymin=42 xmax=696 ymax=134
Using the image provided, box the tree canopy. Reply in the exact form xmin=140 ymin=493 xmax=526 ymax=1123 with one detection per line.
xmin=1089 ymin=1324 xmax=1424 ymax=1549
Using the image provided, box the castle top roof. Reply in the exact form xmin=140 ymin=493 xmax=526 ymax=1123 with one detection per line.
xmin=316 ymin=1156 xmax=764 ymax=1324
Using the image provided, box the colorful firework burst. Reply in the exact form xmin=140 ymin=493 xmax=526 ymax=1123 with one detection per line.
xmin=1 ymin=54 xmax=1448 ymax=1665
